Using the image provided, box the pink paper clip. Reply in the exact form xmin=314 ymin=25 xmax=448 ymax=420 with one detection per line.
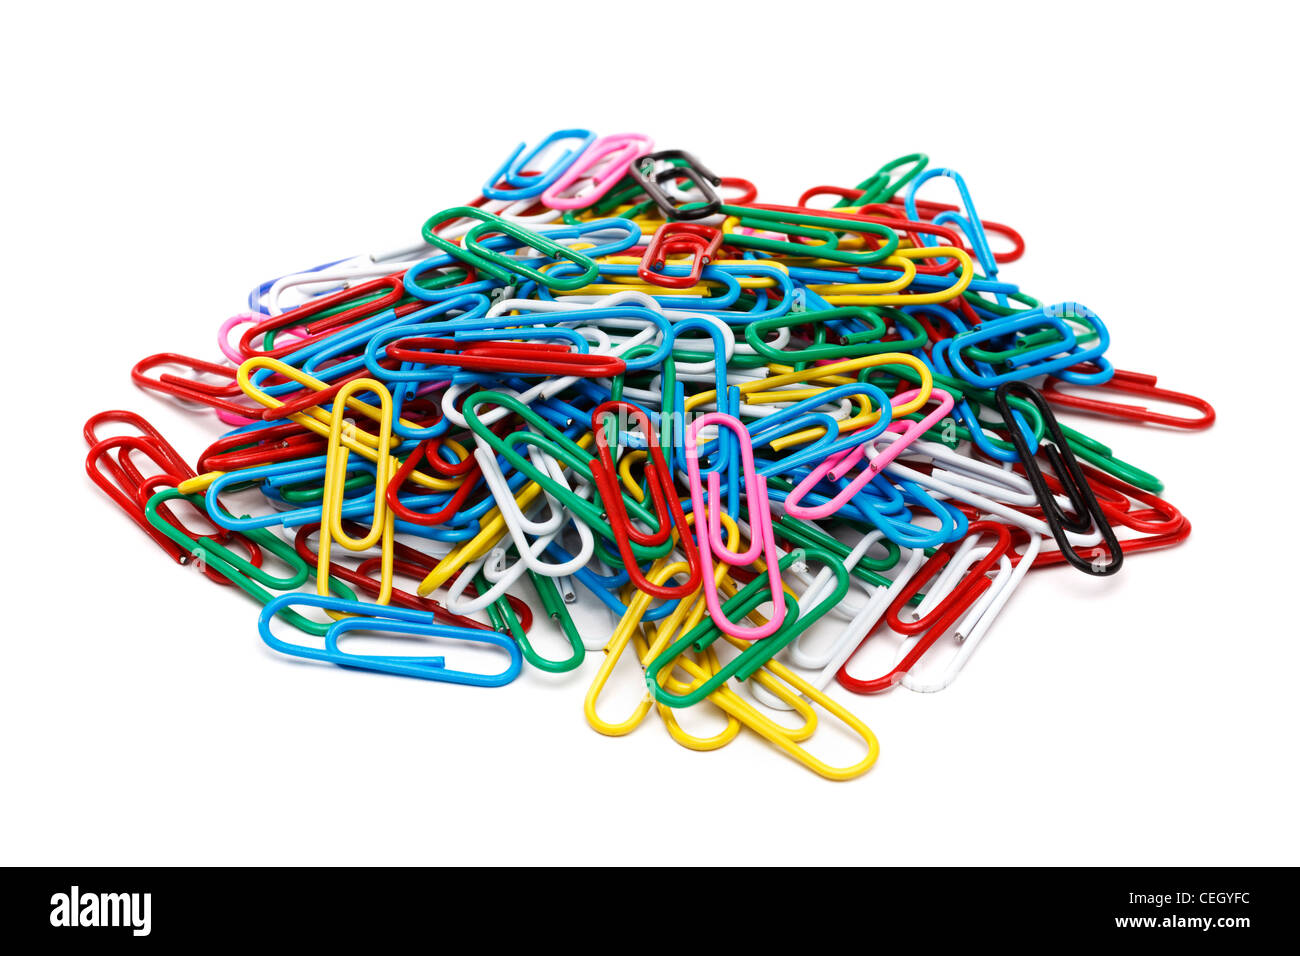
xmin=685 ymin=412 xmax=787 ymax=640
xmin=784 ymin=388 xmax=955 ymax=520
xmin=540 ymin=133 xmax=654 ymax=210
xmin=218 ymin=313 xmax=312 ymax=365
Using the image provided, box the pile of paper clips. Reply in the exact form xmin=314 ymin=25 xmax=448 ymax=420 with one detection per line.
xmin=84 ymin=131 xmax=1215 ymax=780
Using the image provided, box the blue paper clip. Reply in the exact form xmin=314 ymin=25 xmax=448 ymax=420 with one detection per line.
xmin=481 ymin=129 xmax=596 ymax=201
xmin=946 ymin=303 xmax=1113 ymax=388
xmin=258 ymin=593 xmax=522 ymax=686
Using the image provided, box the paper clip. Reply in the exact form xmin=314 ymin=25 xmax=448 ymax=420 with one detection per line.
xmin=893 ymin=532 xmax=1040 ymax=693
xmin=315 ymin=377 xmax=396 ymax=607
xmin=685 ymin=412 xmax=786 ymax=639
xmin=481 ymin=129 xmax=596 ymax=201
xmin=628 ymin=149 xmax=723 ymax=220
xmin=132 ymin=353 xmax=259 ymax=420
xmin=383 ymin=337 xmax=626 ymax=378
xmin=637 ymin=222 xmax=723 ymax=289
xmin=258 ymin=594 xmax=522 ymax=687
xmin=540 ymin=133 xmax=654 ymax=210
xmin=1042 ymin=365 xmax=1216 ymax=429
xmin=419 ymin=207 xmax=600 ymax=292
xmin=837 ymin=521 xmax=1013 ymax=693
xmin=995 ymin=382 xmax=1123 ymax=576
xmin=590 ymin=400 xmax=701 ymax=599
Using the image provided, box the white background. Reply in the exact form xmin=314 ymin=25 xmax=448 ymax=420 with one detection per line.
xmin=3 ymin=1 xmax=1297 ymax=866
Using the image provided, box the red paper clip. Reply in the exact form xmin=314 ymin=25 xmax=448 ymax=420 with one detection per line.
xmin=837 ymin=521 xmax=1012 ymax=694
xmin=385 ymin=438 xmax=483 ymax=526
xmin=87 ymin=435 xmax=193 ymax=562
xmin=197 ymin=421 xmax=326 ymax=471
xmin=637 ymin=222 xmax=723 ymax=289
xmin=1020 ymin=464 xmax=1191 ymax=568
xmin=589 ymin=401 xmax=700 ymax=599
xmin=384 ymin=337 xmax=626 ymax=377
xmin=85 ymin=423 xmax=263 ymax=584
xmin=132 ymin=353 xmax=261 ymax=418
xmin=238 ymin=273 xmax=411 ymax=360
xmin=1042 ymin=366 xmax=1215 ymax=429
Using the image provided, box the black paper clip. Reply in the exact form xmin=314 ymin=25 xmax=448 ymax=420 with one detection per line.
xmin=994 ymin=381 xmax=1123 ymax=576
xmin=629 ymin=149 xmax=723 ymax=220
